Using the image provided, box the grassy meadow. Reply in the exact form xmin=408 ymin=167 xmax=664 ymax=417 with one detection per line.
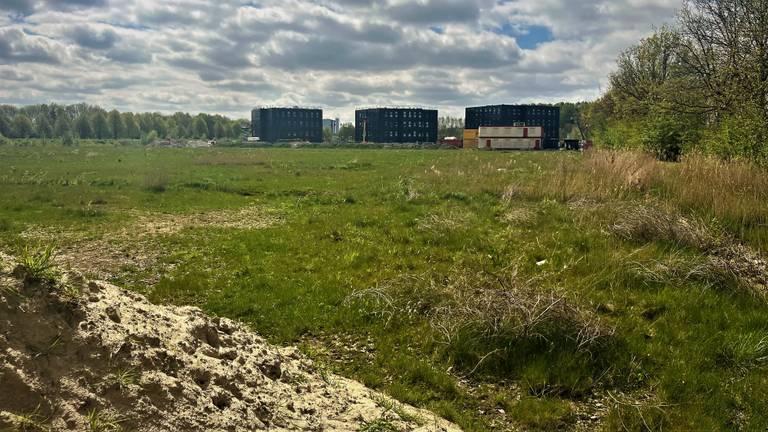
xmin=1 ymin=143 xmax=767 ymax=431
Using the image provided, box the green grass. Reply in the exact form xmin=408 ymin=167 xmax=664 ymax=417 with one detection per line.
xmin=1 ymin=143 xmax=767 ymax=430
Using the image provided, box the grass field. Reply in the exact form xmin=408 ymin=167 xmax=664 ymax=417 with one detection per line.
xmin=1 ymin=143 xmax=767 ymax=431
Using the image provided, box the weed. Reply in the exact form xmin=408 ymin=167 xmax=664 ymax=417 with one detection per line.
xmin=57 ymin=283 xmax=83 ymax=303
xmin=104 ymin=367 xmax=140 ymax=392
xmin=442 ymin=191 xmax=468 ymax=201
xmin=716 ymin=334 xmax=768 ymax=370
xmin=375 ymin=398 xmax=423 ymax=425
xmin=500 ymin=207 xmax=536 ymax=225
xmin=6 ymin=405 xmax=49 ymax=431
xmin=393 ymin=177 xmax=419 ymax=201
xmin=142 ymin=171 xmax=169 ymax=193
xmin=508 ymin=397 xmax=575 ymax=431
xmin=317 ymin=364 xmax=334 ymax=385
xmin=358 ymin=417 xmax=399 ymax=432
xmin=85 ymin=409 xmax=124 ymax=432
xmin=18 ymin=244 xmax=57 ymax=283
xmin=77 ymin=201 xmax=106 ymax=218
xmin=415 ymin=211 xmax=467 ymax=233
xmin=29 ymin=334 xmax=63 ymax=359
xmin=603 ymin=392 xmax=672 ymax=432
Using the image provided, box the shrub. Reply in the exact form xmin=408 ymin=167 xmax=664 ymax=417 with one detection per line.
xmin=62 ymin=131 xmax=77 ymax=146
xmin=703 ymin=104 xmax=768 ymax=164
xmin=141 ymin=130 xmax=158 ymax=146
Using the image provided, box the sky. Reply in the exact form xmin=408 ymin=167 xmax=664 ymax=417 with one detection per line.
xmin=0 ymin=0 xmax=681 ymax=121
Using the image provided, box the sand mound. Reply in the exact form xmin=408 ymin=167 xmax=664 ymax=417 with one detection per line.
xmin=0 ymin=253 xmax=458 ymax=431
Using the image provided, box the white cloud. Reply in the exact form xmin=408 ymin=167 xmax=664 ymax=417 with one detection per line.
xmin=0 ymin=0 xmax=680 ymax=121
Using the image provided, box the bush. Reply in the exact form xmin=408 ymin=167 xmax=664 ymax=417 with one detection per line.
xmin=62 ymin=131 xmax=77 ymax=146
xmin=141 ymin=130 xmax=158 ymax=145
xmin=703 ymin=105 xmax=768 ymax=165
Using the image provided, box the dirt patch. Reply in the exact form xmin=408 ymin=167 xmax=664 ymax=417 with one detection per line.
xmin=133 ymin=206 xmax=281 ymax=236
xmin=0 ymin=252 xmax=458 ymax=431
xmin=19 ymin=205 xmax=282 ymax=283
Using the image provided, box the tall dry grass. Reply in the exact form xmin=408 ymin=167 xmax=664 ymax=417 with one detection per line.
xmin=525 ymin=150 xmax=768 ymax=249
xmin=659 ymin=156 xmax=768 ymax=238
xmin=530 ymin=150 xmax=660 ymax=202
xmin=612 ymin=205 xmax=768 ymax=300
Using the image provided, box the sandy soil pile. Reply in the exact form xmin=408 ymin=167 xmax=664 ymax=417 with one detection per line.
xmin=0 ymin=253 xmax=458 ymax=431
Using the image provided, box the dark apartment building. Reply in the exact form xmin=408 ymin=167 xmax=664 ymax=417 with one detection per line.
xmin=465 ymin=104 xmax=560 ymax=145
xmin=251 ymin=107 xmax=323 ymax=143
xmin=355 ymin=108 xmax=438 ymax=143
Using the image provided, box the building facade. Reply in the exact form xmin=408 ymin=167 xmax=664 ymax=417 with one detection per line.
xmin=322 ymin=118 xmax=340 ymax=134
xmin=464 ymin=105 xmax=560 ymax=148
xmin=251 ymin=107 xmax=323 ymax=143
xmin=355 ymin=108 xmax=438 ymax=143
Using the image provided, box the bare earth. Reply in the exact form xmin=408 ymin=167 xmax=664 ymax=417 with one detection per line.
xmin=0 ymin=253 xmax=459 ymax=431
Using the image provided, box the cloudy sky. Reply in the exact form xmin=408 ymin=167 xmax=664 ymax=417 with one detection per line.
xmin=0 ymin=0 xmax=680 ymax=121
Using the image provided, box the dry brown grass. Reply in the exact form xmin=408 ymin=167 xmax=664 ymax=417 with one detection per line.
xmin=426 ymin=271 xmax=612 ymax=354
xmin=415 ymin=212 xmax=469 ymax=233
xmin=522 ymin=149 xmax=768 ymax=248
xmin=659 ymin=155 xmax=768 ymax=234
xmin=499 ymin=207 xmax=536 ymax=225
xmin=533 ymin=150 xmax=660 ymax=202
xmin=611 ymin=205 xmax=722 ymax=251
xmin=347 ymin=267 xmax=613 ymax=357
xmin=615 ymin=205 xmax=768 ymax=300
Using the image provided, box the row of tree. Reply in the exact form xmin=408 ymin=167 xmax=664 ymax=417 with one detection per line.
xmin=0 ymin=103 xmax=247 ymax=142
xmin=438 ymin=116 xmax=464 ymax=140
xmin=580 ymin=0 xmax=768 ymax=163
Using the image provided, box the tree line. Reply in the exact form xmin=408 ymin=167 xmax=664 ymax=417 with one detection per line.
xmin=0 ymin=103 xmax=246 ymax=143
xmin=581 ymin=0 xmax=768 ymax=163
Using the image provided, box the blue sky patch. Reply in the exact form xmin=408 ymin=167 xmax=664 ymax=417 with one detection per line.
xmin=494 ymin=24 xmax=554 ymax=49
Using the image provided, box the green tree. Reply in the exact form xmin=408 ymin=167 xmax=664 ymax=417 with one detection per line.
xmin=213 ymin=121 xmax=226 ymax=138
xmin=12 ymin=114 xmax=34 ymax=138
xmin=53 ymin=115 xmax=71 ymax=138
xmin=107 ymin=109 xmax=124 ymax=139
xmin=0 ymin=114 xmax=12 ymax=137
xmin=123 ymin=113 xmax=141 ymax=139
xmin=36 ymin=115 xmax=53 ymax=139
xmin=92 ymin=111 xmax=110 ymax=139
xmin=192 ymin=116 xmax=209 ymax=139
xmin=437 ymin=116 xmax=463 ymax=139
xmin=338 ymin=123 xmax=355 ymax=143
xmin=323 ymin=127 xmax=332 ymax=143
xmin=75 ymin=115 xmax=93 ymax=139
